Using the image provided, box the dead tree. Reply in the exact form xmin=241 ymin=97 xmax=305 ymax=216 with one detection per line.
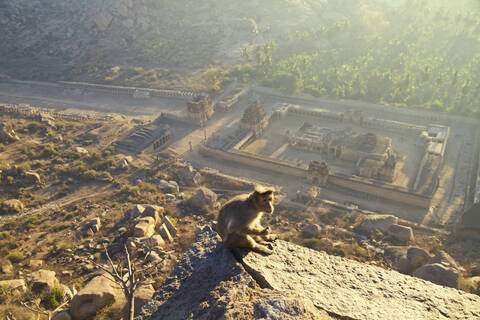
xmin=87 ymin=244 xmax=163 ymax=320
xmin=21 ymin=298 xmax=70 ymax=320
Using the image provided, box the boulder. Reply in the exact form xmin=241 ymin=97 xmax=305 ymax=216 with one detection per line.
xmin=141 ymin=235 xmax=165 ymax=248
xmin=1 ymin=199 xmax=24 ymax=214
xmin=71 ymin=274 xmax=123 ymax=320
xmin=159 ymin=179 xmax=180 ymax=194
xmin=413 ymin=251 xmax=460 ymax=288
xmin=387 ymin=224 xmax=414 ymax=243
xmin=0 ymin=122 xmax=19 ymax=142
xmin=143 ymin=205 xmax=164 ymax=224
xmin=414 ymin=263 xmax=460 ymax=288
xmin=130 ymin=204 xmax=145 ymax=218
xmin=158 ymin=224 xmax=174 ymax=243
xmin=384 ymin=246 xmax=431 ymax=274
xmin=163 ymin=216 xmax=177 ymax=237
xmin=75 ymin=147 xmax=89 ymax=155
xmin=187 ymin=187 xmax=218 ymax=210
xmin=357 ymin=214 xmax=398 ymax=234
xmin=29 ymin=269 xmax=59 ymax=293
xmin=0 ymin=279 xmax=26 ymax=292
xmin=0 ymin=259 xmax=13 ymax=274
xmin=24 ymin=171 xmax=41 ymax=184
xmin=138 ymin=227 xmax=480 ymax=320
xmin=302 ymin=224 xmax=322 ymax=238
xmin=134 ymin=217 xmax=156 ymax=237
xmin=53 ymin=311 xmax=72 ymax=320
xmin=124 ymin=285 xmax=155 ymax=317
xmin=28 ymin=259 xmax=44 ymax=268
xmin=407 ymin=247 xmax=431 ymax=271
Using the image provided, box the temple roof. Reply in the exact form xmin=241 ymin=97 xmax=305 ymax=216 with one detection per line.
xmin=241 ymin=100 xmax=267 ymax=124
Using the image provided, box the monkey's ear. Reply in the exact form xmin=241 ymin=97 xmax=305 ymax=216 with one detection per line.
xmin=254 ymin=185 xmax=275 ymax=195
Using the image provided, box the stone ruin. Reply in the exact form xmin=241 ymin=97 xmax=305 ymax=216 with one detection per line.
xmin=187 ymin=94 xmax=213 ymax=125
xmin=239 ymin=100 xmax=268 ymax=136
xmin=308 ymin=160 xmax=330 ymax=186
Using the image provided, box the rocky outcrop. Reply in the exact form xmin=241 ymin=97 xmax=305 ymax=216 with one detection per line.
xmin=83 ymin=217 xmax=101 ymax=234
xmin=138 ymin=227 xmax=480 ymax=320
xmin=24 ymin=171 xmax=42 ymax=185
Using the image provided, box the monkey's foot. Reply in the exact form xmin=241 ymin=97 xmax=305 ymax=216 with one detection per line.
xmin=253 ymin=244 xmax=273 ymax=255
xmin=264 ymin=233 xmax=277 ymax=242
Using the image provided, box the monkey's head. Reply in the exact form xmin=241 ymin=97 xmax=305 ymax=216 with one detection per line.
xmin=251 ymin=185 xmax=275 ymax=214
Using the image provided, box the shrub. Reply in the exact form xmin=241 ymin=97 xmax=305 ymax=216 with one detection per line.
xmin=0 ymin=143 xmax=4 ymax=152
xmin=41 ymin=145 xmax=57 ymax=158
xmin=82 ymin=169 xmax=97 ymax=180
xmin=6 ymin=250 xmax=24 ymax=263
xmin=303 ymin=238 xmax=322 ymax=249
xmin=40 ymin=287 xmax=63 ymax=310
xmin=166 ymin=215 xmax=178 ymax=227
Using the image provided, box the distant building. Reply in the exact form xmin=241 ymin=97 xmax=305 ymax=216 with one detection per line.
xmin=456 ymin=202 xmax=480 ymax=240
xmin=187 ymin=94 xmax=213 ymax=125
xmin=239 ymin=100 xmax=268 ymax=135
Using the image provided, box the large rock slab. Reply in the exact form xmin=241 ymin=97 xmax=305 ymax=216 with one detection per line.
xmin=413 ymin=250 xmax=461 ymax=288
xmin=186 ymin=187 xmax=218 ymax=210
xmin=137 ymin=226 xmax=332 ymax=320
xmin=138 ymin=228 xmax=480 ymax=320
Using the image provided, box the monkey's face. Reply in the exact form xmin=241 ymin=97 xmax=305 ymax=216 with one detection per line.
xmin=256 ymin=191 xmax=274 ymax=214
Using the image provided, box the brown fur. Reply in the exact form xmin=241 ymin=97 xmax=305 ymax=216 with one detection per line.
xmin=217 ymin=185 xmax=277 ymax=254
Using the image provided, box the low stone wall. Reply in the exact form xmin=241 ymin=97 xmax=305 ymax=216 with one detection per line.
xmin=199 ymin=145 xmax=432 ymax=208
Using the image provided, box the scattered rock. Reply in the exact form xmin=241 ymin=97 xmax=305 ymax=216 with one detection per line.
xmin=159 ymin=179 xmax=180 ymax=193
xmin=0 ymin=279 xmax=26 ymax=292
xmin=357 ymin=214 xmax=398 ymax=233
xmin=187 ymin=187 xmax=218 ymax=210
xmin=28 ymin=259 xmax=44 ymax=268
xmin=158 ymin=224 xmax=174 ymax=243
xmin=302 ymin=224 xmax=322 ymax=238
xmin=71 ymin=274 xmax=124 ymax=320
xmin=0 ymin=259 xmax=13 ymax=274
xmin=130 ymin=204 xmax=145 ymax=218
xmin=178 ymin=164 xmax=202 ymax=186
xmin=1 ymin=199 xmax=24 ymax=214
xmin=29 ymin=269 xmax=59 ymax=293
xmin=0 ymin=122 xmax=19 ymax=142
xmin=142 ymin=235 xmax=165 ymax=248
xmin=134 ymin=217 xmax=156 ymax=237
xmin=407 ymin=247 xmax=431 ymax=271
xmin=118 ymin=158 xmax=129 ymax=169
xmin=84 ymin=217 xmax=101 ymax=234
xmin=387 ymin=224 xmax=414 ymax=243
xmin=75 ymin=147 xmax=89 ymax=155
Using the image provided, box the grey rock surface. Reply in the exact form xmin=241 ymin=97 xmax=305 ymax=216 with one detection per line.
xmin=138 ymin=228 xmax=480 ymax=320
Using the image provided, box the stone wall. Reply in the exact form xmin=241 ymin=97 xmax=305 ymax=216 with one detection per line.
xmin=199 ymin=145 xmax=432 ymax=208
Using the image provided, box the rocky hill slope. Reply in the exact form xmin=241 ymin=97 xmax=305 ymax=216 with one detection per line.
xmin=138 ymin=226 xmax=480 ymax=320
xmin=0 ymin=0 xmax=358 ymax=82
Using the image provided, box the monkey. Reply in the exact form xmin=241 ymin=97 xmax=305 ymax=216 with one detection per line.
xmin=216 ymin=185 xmax=277 ymax=255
